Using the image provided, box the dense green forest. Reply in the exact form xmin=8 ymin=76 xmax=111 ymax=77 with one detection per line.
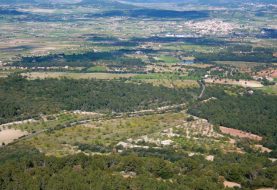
xmin=0 ymin=75 xmax=198 ymax=124
xmin=195 ymin=46 xmax=277 ymax=63
xmin=13 ymin=51 xmax=145 ymax=68
xmin=189 ymin=86 xmax=277 ymax=149
xmin=0 ymin=145 xmax=276 ymax=190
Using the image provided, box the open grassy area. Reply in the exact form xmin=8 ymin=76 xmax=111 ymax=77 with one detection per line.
xmin=154 ymin=55 xmax=180 ymax=64
xmin=12 ymin=113 xmax=88 ymax=133
xmin=22 ymin=72 xmax=139 ymax=80
xmin=215 ymin=61 xmax=267 ymax=72
xmin=86 ymin=66 xmax=107 ymax=72
xmin=131 ymin=73 xmax=200 ymax=80
xmin=136 ymin=79 xmax=199 ymax=89
xmin=20 ymin=112 xmax=188 ymax=156
xmin=163 ymin=43 xmax=219 ymax=53
xmin=0 ymin=71 xmax=10 ymax=78
xmin=22 ymin=72 xmax=205 ymax=86
xmin=260 ymin=85 xmax=277 ymax=95
xmin=22 ymin=72 xmax=202 ymax=81
xmin=16 ymin=111 xmax=244 ymax=158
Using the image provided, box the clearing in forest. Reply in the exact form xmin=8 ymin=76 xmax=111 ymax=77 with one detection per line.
xmin=0 ymin=128 xmax=28 ymax=146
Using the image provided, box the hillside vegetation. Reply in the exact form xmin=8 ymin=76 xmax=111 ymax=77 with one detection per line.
xmin=0 ymin=75 xmax=198 ymax=124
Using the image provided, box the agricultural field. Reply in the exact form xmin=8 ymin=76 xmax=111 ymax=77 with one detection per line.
xmin=22 ymin=72 xmax=139 ymax=80
xmin=214 ymin=61 xmax=266 ymax=73
xmin=134 ymin=79 xmax=199 ymax=89
xmin=204 ymin=78 xmax=263 ymax=88
xmin=154 ymin=55 xmax=180 ymax=64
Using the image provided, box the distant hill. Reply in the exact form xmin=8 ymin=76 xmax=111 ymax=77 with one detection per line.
xmin=0 ymin=0 xmax=134 ymax=8
xmin=0 ymin=0 xmax=37 ymax=4
xmin=77 ymin=0 xmax=136 ymax=9
xmin=91 ymin=9 xmax=209 ymax=19
xmin=0 ymin=0 xmax=82 ymax=4
xmin=120 ymin=0 xmax=277 ymax=5
xmin=44 ymin=0 xmax=82 ymax=3
xmin=1 ymin=0 xmax=275 ymax=5
xmin=0 ymin=8 xmax=28 ymax=15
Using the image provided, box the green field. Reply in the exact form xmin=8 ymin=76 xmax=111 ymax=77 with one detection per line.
xmin=20 ymin=113 xmax=187 ymax=156
xmin=86 ymin=66 xmax=108 ymax=72
xmin=260 ymin=85 xmax=277 ymax=95
xmin=132 ymin=73 xmax=200 ymax=80
xmin=22 ymin=72 xmax=139 ymax=80
xmin=12 ymin=113 xmax=89 ymax=133
xmin=135 ymin=79 xmax=199 ymax=88
xmin=154 ymin=55 xmax=180 ymax=64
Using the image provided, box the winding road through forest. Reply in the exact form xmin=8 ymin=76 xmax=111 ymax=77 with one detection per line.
xmin=198 ymin=80 xmax=206 ymax=99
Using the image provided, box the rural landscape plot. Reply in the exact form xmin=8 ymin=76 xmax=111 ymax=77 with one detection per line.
xmin=0 ymin=0 xmax=277 ymax=189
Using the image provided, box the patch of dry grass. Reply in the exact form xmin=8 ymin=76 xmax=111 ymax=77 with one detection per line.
xmin=140 ymin=79 xmax=199 ymax=88
xmin=22 ymin=72 xmax=139 ymax=80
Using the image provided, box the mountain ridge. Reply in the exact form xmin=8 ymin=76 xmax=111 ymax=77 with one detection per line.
xmin=0 ymin=0 xmax=276 ymax=5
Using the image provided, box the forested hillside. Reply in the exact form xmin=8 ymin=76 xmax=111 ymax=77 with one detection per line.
xmin=189 ymin=86 xmax=277 ymax=149
xmin=0 ymin=75 xmax=198 ymax=124
xmin=0 ymin=145 xmax=276 ymax=190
